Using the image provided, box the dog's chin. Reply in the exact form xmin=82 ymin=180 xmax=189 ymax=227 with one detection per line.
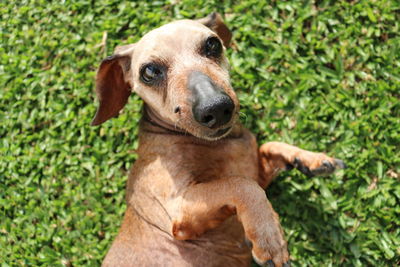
xmin=176 ymin=114 xmax=237 ymax=141
xmin=192 ymin=126 xmax=233 ymax=141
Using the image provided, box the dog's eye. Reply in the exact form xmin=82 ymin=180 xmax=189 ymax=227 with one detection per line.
xmin=204 ymin=36 xmax=222 ymax=58
xmin=140 ymin=64 xmax=164 ymax=84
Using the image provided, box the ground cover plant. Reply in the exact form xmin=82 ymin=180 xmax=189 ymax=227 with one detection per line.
xmin=1 ymin=0 xmax=399 ymax=266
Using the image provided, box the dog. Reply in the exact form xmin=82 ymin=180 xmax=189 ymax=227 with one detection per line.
xmin=91 ymin=13 xmax=345 ymax=267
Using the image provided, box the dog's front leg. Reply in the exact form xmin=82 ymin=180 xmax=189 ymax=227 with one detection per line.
xmin=258 ymin=142 xmax=346 ymax=188
xmin=172 ymin=177 xmax=290 ymax=267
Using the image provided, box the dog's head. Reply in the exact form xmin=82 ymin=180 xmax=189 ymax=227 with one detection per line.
xmin=92 ymin=13 xmax=239 ymax=140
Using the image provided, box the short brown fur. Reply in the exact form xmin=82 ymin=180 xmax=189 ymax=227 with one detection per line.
xmin=92 ymin=13 xmax=345 ymax=267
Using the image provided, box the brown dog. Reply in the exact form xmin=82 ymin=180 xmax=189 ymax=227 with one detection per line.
xmin=92 ymin=13 xmax=345 ymax=267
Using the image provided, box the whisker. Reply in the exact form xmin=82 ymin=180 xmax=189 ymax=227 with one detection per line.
xmin=174 ymin=118 xmax=181 ymax=130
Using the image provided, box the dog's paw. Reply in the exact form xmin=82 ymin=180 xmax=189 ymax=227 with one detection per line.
xmin=172 ymin=221 xmax=198 ymax=240
xmin=259 ymin=260 xmax=291 ymax=267
xmin=252 ymin=249 xmax=291 ymax=267
xmin=250 ymin=237 xmax=290 ymax=267
xmin=286 ymin=152 xmax=346 ymax=177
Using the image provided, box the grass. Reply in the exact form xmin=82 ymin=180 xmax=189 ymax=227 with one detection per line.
xmin=1 ymin=0 xmax=399 ymax=266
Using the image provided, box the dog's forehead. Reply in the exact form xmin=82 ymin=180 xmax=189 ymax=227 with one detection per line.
xmin=132 ymin=20 xmax=213 ymax=62
xmin=144 ymin=20 xmax=211 ymax=42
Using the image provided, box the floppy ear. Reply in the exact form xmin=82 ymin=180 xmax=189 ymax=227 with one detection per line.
xmin=197 ymin=12 xmax=232 ymax=48
xmin=91 ymin=44 xmax=135 ymax=126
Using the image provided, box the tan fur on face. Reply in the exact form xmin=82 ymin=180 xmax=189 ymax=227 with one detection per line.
xmin=128 ymin=20 xmax=238 ymax=140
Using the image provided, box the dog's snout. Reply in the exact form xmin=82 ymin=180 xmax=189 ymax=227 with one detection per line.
xmin=195 ymin=94 xmax=234 ymax=128
xmin=188 ymin=71 xmax=234 ymax=129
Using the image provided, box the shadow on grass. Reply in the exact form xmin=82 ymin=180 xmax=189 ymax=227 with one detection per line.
xmin=263 ymin=174 xmax=348 ymax=266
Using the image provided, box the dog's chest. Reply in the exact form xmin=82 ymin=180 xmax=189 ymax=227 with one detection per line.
xmin=187 ymin=135 xmax=259 ymax=182
xmin=132 ymin=129 xmax=259 ymax=195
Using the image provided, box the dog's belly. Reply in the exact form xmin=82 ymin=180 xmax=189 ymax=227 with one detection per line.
xmin=161 ymin=219 xmax=251 ymax=267
xmin=104 ymin=126 xmax=259 ymax=266
xmin=175 ymin=216 xmax=252 ymax=266
xmin=104 ymin=208 xmax=251 ymax=267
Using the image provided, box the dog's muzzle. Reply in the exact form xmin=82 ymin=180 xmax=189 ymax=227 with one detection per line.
xmin=188 ymin=71 xmax=234 ymax=129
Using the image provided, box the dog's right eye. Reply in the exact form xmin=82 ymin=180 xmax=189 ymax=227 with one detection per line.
xmin=203 ymin=36 xmax=222 ymax=58
xmin=140 ymin=64 xmax=164 ymax=84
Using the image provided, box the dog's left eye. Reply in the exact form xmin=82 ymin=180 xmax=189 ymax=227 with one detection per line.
xmin=140 ymin=64 xmax=164 ymax=84
xmin=204 ymin=36 xmax=222 ymax=58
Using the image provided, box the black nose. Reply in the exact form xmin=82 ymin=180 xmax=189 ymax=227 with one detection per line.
xmin=194 ymin=94 xmax=234 ymax=128
xmin=188 ymin=71 xmax=234 ymax=129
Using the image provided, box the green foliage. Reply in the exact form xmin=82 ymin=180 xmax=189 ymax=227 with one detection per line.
xmin=1 ymin=0 xmax=399 ymax=266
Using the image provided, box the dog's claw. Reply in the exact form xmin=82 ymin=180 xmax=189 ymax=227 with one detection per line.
xmin=322 ymin=160 xmax=335 ymax=172
xmin=293 ymin=157 xmax=314 ymax=177
xmin=334 ymin=159 xmax=347 ymax=169
xmin=311 ymin=160 xmax=334 ymax=175
xmin=260 ymin=259 xmax=290 ymax=267
xmin=256 ymin=258 xmax=291 ymax=267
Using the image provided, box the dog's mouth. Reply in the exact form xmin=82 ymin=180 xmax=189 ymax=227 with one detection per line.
xmin=189 ymin=110 xmax=238 ymax=141
xmin=204 ymin=126 xmax=232 ymax=140
xmin=143 ymin=105 xmax=235 ymax=141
